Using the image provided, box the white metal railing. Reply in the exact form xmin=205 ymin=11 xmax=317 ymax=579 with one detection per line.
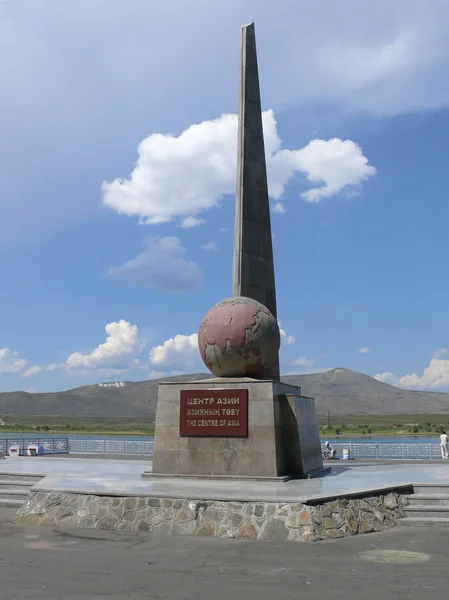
xmin=66 ymin=439 xmax=445 ymax=459
xmin=68 ymin=439 xmax=154 ymax=455
xmin=0 ymin=438 xmax=69 ymax=454
xmin=321 ymin=442 xmax=444 ymax=460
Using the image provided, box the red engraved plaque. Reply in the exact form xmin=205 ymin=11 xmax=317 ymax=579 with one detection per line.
xmin=179 ymin=389 xmax=248 ymax=437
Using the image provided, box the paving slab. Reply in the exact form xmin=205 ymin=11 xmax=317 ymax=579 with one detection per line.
xmin=3 ymin=456 xmax=449 ymax=502
xmin=1 ymin=506 xmax=449 ymax=600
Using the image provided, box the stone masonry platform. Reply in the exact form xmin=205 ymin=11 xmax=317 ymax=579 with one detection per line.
xmin=8 ymin=457 xmax=449 ymax=542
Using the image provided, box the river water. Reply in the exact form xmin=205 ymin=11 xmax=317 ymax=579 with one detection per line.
xmin=0 ymin=433 xmax=444 ymax=444
xmin=322 ymin=436 xmax=441 ymax=444
xmin=0 ymin=433 xmax=153 ymax=441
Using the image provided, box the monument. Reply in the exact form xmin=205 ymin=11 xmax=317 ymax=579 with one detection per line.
xmin=150 ymin=23 xmax=324 ymax=480
xmin=12 ymin=23 xmax=415 ymax=546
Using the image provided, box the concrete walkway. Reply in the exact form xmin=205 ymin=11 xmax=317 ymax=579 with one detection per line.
xmin=3 ymin=456 xmax=449 ymax=501
xmin=4 ymin=456 xmax=449 ymax=502
xmin=1 ymin=506 xmax=448 ymax=600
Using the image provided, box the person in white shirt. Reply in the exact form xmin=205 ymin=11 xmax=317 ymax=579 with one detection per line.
xmin=323 ymin=441 xmax=337 ymax=459
xmin=440 ymin=432 xmax=448 ymax=459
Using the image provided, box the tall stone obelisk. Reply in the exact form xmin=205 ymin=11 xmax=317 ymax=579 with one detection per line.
xmin=232 ymin=22 xmax=280 ymax=380
xmin=149 ymin=23 xmax=325 ymax=481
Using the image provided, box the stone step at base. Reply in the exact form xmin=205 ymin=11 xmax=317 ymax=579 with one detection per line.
xmin=0 ymin=498 xmax=25 ymax=509
xmin=0 ymin=479 xmax=37 ymax=488
xmin=405 ymin=495 xmax=449 ymax=506
xmin=413 ymin=485 xmax=449 ymax=495
xmin=404 ymin=505 xmax=449 ymax=519
xmin=401 ymin=517 xmax=449 ymax=528
xmin=0 ymin=473 xmax=44 ymax=483
xmin=0 ymin=488 xmax=30 ymax=500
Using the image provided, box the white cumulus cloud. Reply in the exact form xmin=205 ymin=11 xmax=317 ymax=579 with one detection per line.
xmin=286 ymin=138 xmax=377 ymax=202
xmin=357 ymin=347 xmax=372 ymax=354
xmin=23 ymin=363 xmax=59 ymax=378
xmin=271 ymin=202 xmax=286 ymax=214
xmin=280 ymin=328 xmax=296 ymax=345
xmin=291 ymin=356 xmax=315 ymax=368
xmin=201 ymin=241 xmax=217 ymax=252
xmin=181 ymin=216 xmax=206 ymax=229
xmin=0 ymin=348 xmax=28 ymax=374
xmin=66 ymin=320 xmax=141 ymax=370
xmin=374 ymin=372 xmax=397 ymax=385
xmin=107 ymin=237 xmax=203 ymax=291
xmin=433 ymin=348 xmax=449 ymax=359
xmin=375 ymin=353 xmax=449 ymax=391
xmin=102 ymin=110 xmax=375 ymax=224
xmin=22 ymin=320 xmax=143 ymax=377
xmin=149 ymin=333 xmax=201 ymax=371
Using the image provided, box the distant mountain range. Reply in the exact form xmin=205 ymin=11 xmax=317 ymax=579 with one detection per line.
xmin=1 ymin=368 xmax=449 ymax=417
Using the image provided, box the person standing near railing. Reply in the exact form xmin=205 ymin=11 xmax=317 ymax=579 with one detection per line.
xmin=440 ymin=431 xmax=449 ymax=459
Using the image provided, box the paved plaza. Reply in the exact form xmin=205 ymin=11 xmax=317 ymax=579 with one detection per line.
xmin=0 ymin=505 xmax=448 ymax=600
xmin=3 ymin=456 xmax=449 ymax=501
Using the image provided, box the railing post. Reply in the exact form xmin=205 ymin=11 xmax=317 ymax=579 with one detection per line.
xmin=402 ymin=443 xmax=405 ymax=460
xmin=430 ymin=443 xmax=432 ymax=461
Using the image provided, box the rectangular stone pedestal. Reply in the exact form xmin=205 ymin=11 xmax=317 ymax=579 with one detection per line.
xmin=151 ymin=378 xmax=324 ymax=479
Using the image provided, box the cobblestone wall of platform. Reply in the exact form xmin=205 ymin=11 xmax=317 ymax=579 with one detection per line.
xmin=13 ymin=491 xmax=407 ymax=542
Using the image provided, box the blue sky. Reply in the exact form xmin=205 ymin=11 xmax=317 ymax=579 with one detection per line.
xmin=2 ymin=0 xmax=449 ymax=392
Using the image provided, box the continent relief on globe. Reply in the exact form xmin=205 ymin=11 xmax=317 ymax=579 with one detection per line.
xmin=198 ymin=296 xmax=280 ymax=379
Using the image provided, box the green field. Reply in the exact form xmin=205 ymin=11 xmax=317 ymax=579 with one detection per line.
xmin=1 ymin=413 xmax=448 ymax=437
xmin=0 ymin=415 xmax=155 ymax=435
xmin=317 ymin=413 xmax=449 ymax=436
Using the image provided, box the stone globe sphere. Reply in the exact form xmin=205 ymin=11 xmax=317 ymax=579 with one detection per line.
xmin=198 ymin=296 xmax=280 ymax=378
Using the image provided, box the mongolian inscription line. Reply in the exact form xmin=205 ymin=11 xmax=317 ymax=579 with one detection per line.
xmin=179 ymin=389 xmax=248 ymax=437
